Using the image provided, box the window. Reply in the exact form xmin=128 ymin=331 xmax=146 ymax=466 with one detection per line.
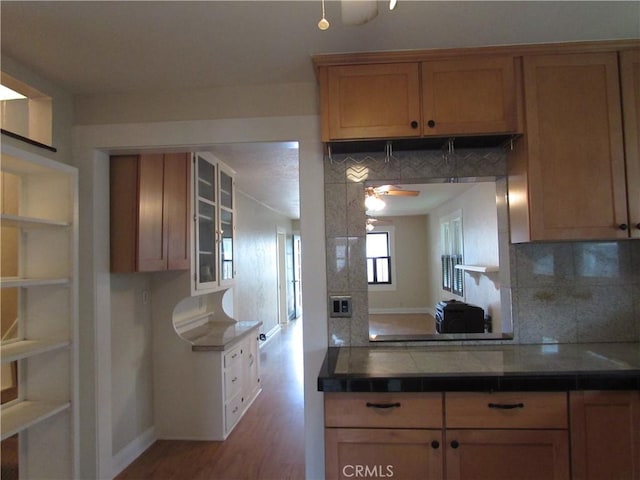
xmin=441 ymin=212 xmax=464 ymax=296
xmin=366 ymin=231 xmax=391 ymax=284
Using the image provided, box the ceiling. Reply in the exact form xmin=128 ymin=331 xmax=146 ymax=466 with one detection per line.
xmin=2 ymin=1 xmax=638 ymax=219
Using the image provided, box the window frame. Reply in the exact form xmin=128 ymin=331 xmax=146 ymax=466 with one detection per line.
xmin=440 ymin=211 xmax=464 ymax=297
xmin=366 ymin=226 xmax=397 ymax=291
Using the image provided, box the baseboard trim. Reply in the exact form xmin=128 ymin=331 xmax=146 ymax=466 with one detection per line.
xmin=369 ymin=307 xmax=434 ymax=315
xmin=111 ymin=426 xmax=157 ymax=478
xmin=259 ymin=324 xmax=281 ymax=348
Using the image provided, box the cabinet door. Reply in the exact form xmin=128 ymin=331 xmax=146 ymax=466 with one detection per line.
xmin=621 ymin=49 xmax=640 ymax=238
xmin=445 ymin=430 xmax=570 ymax=480
xmin=164 ymin=153 xmax=191 ymax=270
xmin=325 ymin=428 xmax=442 ymax=480
xmin=421 ymin=56 xmax=517 ymax=136
xmin=520 ymin=52 xmax=627 ymax=241
xmin=218 ymin=165 xmax=234 ymax=284
xmin=137 ymin=154 xmax=168 ymax=271
xmin=570 ymin=391 xmax=640 ymax=480
xmin=194 ymin=153 xmax=218 ymax=289
xmin=324 ymin=63 xmax=421 ymax=140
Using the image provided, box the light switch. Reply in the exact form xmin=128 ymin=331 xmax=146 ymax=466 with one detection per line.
xmin=329 ymin=295 xmax=352 ymax=317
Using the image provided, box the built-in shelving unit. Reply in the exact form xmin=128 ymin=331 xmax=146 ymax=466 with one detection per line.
xmin=0 ymin=142 xmax=78 ymax=479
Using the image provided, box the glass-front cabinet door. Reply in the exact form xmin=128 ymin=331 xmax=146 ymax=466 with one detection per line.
xmin=192 ymin=152 xmax=235 ymax=293
xmin=194 ymin=153 xmax=218 ymax=290
xmin=219 ymin=165 xmax=235 ymax=285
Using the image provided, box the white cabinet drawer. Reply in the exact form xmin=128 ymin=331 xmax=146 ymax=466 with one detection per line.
xmin=225 ymin=361 xmax=243 ymax=401
xmin=224 ymin=344 xmax=243 ymax=368
xmin=225 ymin=394 xmax=243 ymax=433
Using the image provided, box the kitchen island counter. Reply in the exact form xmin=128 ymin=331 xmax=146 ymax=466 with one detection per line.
xmin=318 ymin=342 xmax=640 ymax=392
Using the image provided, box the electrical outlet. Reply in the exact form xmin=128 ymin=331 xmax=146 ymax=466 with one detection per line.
xmin=142 ymin=290 xmax=149 ymax=305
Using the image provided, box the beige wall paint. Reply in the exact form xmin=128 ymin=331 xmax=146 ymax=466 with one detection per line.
xmin=74 ymin=82 xmax=319 ymax=125
xmin=368 ymin=216 xmax=430 ymax=312
xmin=235 ymin=190 xmax=293 ymax=336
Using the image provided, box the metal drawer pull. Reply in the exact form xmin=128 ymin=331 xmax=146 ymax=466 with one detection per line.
xmin=366 ymin=402 xmax=401 ymax=409
xmin=488 ymin=402 xmax=525 ymax=410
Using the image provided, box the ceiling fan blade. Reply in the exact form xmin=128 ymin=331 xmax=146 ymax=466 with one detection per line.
xmin=384 ymin=190 xmax=419 ymax=196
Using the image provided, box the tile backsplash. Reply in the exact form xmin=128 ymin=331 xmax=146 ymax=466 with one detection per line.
xmin=324 ymin=146 xmax=640 ymax=346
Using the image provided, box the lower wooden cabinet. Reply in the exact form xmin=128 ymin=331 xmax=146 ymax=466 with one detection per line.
xmin=324 ymin=391 xmax=637 ymax=479
xmin=445 ymin=429 xmax=569 ymax=480
xmin=325 ymin=428 xmax=443 ymax=480
xmin=570 ymin=390 xmax=640 ymax=480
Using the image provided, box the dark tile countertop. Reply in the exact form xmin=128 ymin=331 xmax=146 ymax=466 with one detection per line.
xmin=179 ymin=320 xmax=262 ymax=351
xmin=318 ymin=343 xmax=640 ymax=392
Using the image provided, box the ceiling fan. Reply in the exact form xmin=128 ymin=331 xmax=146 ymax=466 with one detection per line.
xmin=318 ymin=0 xmax=397 ymax=30
xmin=365 ymin=216 xmax=392 ymax=231
xmin=367 ymin=185 xmax=420 ymax=197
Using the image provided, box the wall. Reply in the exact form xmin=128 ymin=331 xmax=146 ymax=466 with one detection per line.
xmin=368 ymin=217 xmax=430 ymax=312
xmin=74 ymin=82 xmax=317 ymax=125
xmin=110 ymin=274 xmax=154 ymax=456
xmin=324 ymin=148 xmax=640 ymax=346
xmin=235 ymin=190 xmax=294 ymax=336
xmin=426 ymin=182 xmax=502 ymax=330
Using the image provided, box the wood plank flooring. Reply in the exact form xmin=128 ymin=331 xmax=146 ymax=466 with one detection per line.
xmin=116 ymin=319 xmax=305 ymax=480
xmin=369 ymin=313 xmax=436 ymax=336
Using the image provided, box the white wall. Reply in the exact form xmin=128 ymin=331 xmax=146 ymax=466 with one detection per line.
xmin=235 ymin=191 xmax=293 ymax=336
xmin=110 ymin=274 xmax=154 ymax=455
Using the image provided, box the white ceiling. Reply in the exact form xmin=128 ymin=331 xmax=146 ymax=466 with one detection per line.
xmin=2 ymin=1 xmax=638 ymax=219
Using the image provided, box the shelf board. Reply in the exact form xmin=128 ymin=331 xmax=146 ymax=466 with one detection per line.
xmin=0 ymin=213 xmax=70 ymax=229
xmin=455 ymin=264 xmax=499 ymax=273
xmin=1 ymin=339 xmax=70 ymax=364
xmin=1 ymin=400 xmax=71 ymax=440
xmin=0 ymin=277 xmax=70 ymax=288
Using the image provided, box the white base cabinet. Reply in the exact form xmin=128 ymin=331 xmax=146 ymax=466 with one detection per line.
xmin=0 ymin=143 xmax=78 ymax=479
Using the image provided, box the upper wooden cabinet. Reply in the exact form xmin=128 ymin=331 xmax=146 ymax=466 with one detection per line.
xmin=621 ymin=49 xmax=640 ymax=238
xmin=323 ymin=63 xmax=421 ymax=141
xmin=318 ymin=56 xmax=518 ymax=142
xmin=110 ymin=153 xmax=191 ymax=272
xmin=421 ymin=56 xmax=517 ymax=136
xmin=509 ymin=51 xmax=631 ymax=242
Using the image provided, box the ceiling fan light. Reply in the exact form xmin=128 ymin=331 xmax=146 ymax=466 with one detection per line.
xmin=342 ymin=0 xmax=378 ymax=25
xmin=365 ymin=194 xmax=386 ymax=211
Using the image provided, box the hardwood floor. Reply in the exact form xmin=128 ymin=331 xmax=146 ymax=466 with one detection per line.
xmin=116 ymin=319 xmax=305 ymax=480
xmin=369 ymin=313 xmax=436 ymax=336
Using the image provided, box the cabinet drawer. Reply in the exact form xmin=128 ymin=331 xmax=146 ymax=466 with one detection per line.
xmin=325 ymin=392 xmax=443 ymax=429
xmin=446 ymin=392 xmax=568 ymax=429
xmin=225 ymin=394 xmax=243 ymax=433
xmin=224 ymin=361 xmax=243 ymax=401
xmin=224 ymin=344 xmax=243 ymax=368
